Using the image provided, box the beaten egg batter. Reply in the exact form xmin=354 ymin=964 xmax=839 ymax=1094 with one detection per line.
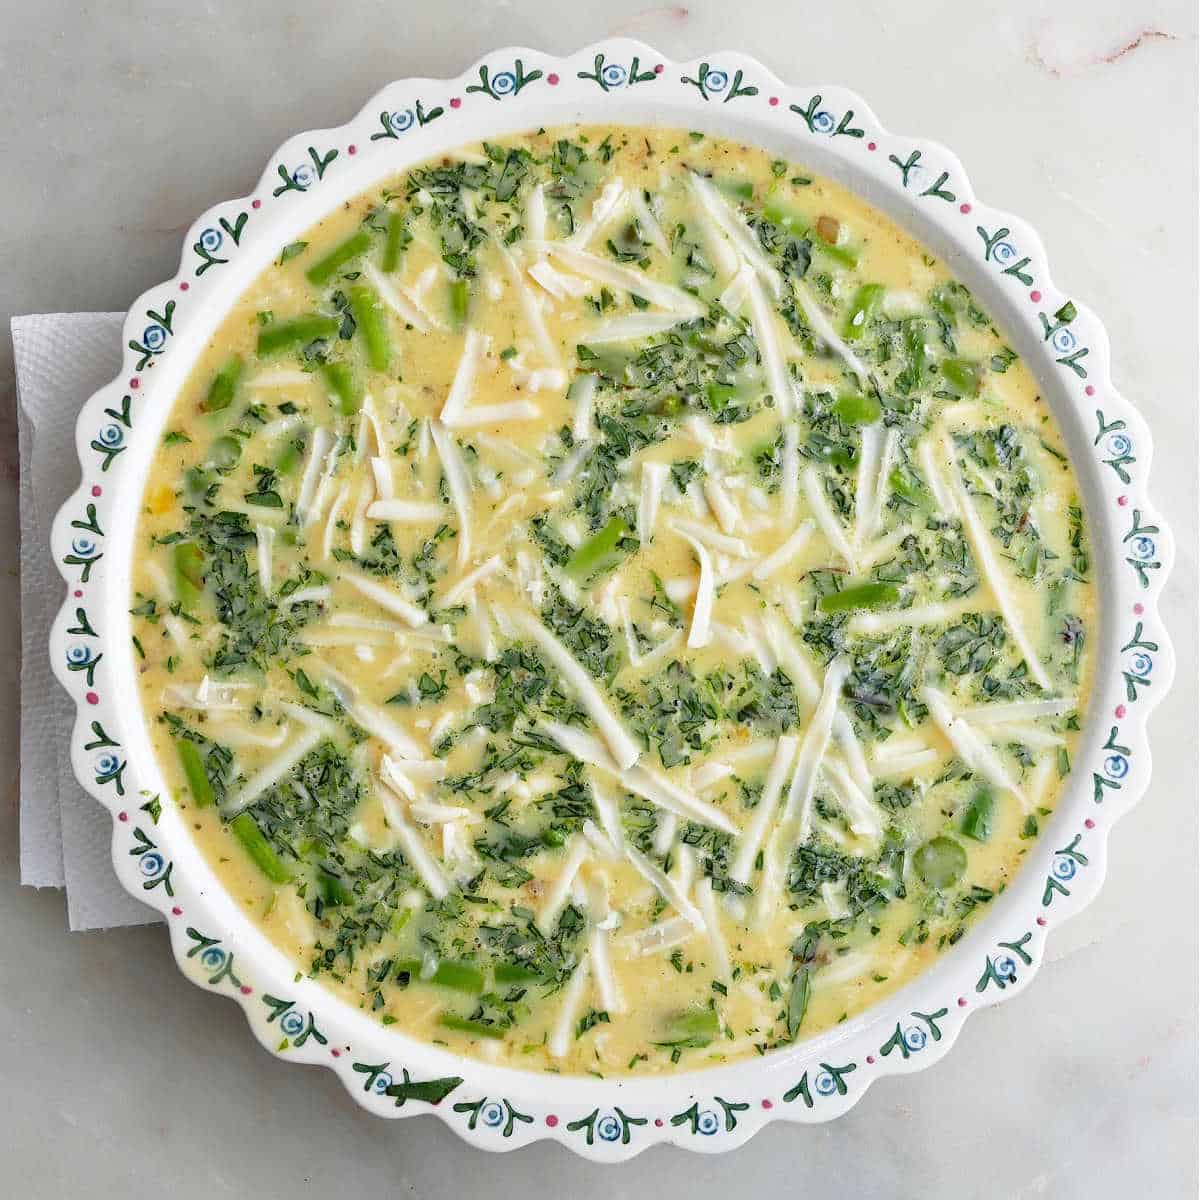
xmin=131 ymin=125 xmax=1095 ymax=1075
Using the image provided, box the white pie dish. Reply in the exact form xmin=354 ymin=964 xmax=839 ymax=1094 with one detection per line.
xmin=48 ymin=39 xmax=1175 ymax=1158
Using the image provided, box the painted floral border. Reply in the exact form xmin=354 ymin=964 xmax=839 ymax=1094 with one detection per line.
xmin=48 ymin=41 xmax=1175 ymax=1161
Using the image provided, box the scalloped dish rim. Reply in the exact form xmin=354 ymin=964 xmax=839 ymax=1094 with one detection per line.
xmin=48 ymin=39 xmax=1175 ymax=1159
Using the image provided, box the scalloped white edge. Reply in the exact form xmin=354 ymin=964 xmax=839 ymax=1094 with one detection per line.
xmin=48 ymin=40 xmax=1176 ymax=1160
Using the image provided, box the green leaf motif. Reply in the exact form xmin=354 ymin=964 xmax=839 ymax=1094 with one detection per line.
xmin=465 ymin=59 xmax=543 ymax=102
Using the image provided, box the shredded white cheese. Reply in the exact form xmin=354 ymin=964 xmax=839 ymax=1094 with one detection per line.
xmin=854 ymin=422 xmax=884 ymax=548
xmin=497 ymin=241 xmax=559 ymax=367
xmin=917 ymin=435 xmax=956 ymax=516
xmin=536 ymin=835 xmax=592 ymax=934
xmin=588 ymin=925 xmax=624 ymax=1014
xmin=365 ymin=499 xmax=447 ymax=522
xmin=793 ymin=284 xmax=869 ymax=385
xmin=921 ymin=685 xmax=1025 ymax=805
xmin=361 ymin=261 xmax=438 ymax=333
xmin=673 ymin=526 xmax=716 ymax=650
xmin=429 ymin=420 xmax=473 ymax=568
xmin=782 ymin=655 xmax=851 ymax=840
xmin=695 ymin=876 xmax=731 ymax=981
xmin=377 ymin=778 xmax=450 ymax=899
xmin=510 ymin=611 xmax=641 ymax=770
xmin=439 ymin=328 xmax=487 ymax=425
xmin=849 ymin=600 xmax=971 ymax=637
xmin=445 ymin=400 xmax=541 ymax=429
xmin=440 ymin=555 xmax=503 ymax=608
xmin=703 ymin=477 xmax=741 ymax=535
xmin=802 ymin=467 xmax=857 ymax=570
xmin=730 ymin=734 xmax=798 ymax=886
xmin=625 ymin=845 xmax=705 ymax=930
xmin=294 ymin=427 xmax=333 ymax=524
xmin=781 ymin=422 xmax=801 ymax=522
xmin=669 ymin=517 xmax=751 ymax=559
xmin=961 ymin=697 xmax=1077 ymax=724
xmin=341 ymin=567 xmax=428 ymax=627
xmin=568 ymin=178 xmax=626 ymax=249
xmin=321 ymin=484 xmax=349 ymax=563
xmin=687 ymin=172 xmax=782 ymax=295
xmin=526 ymin=182 xmax=547 ymax=246
xmin=548 ymin=953 xmax=591 ymax=1059
xmin=254 ymin=523 xmax=275 ymax=594
xmin=752 ymin=519 xmax=814 ymax=581
xmin=943 ymin=434 xmax=1052 ymax=689
xmin=225 ymin=726 xmax=323 ymax=817
xmin=629 ymin=187 xmax=669 ymax=255
xmin=587 ymin=776 xmax=624 ymax=857
xmin=745 ymin=273 xmax=794 ymax=417
xmin=586 ymin=311 xmax=695 ymax=343
xmin=638 ymin=461 xmax=668 ymax=545
xmin=535 ymin=242 xmax=707 ymax=318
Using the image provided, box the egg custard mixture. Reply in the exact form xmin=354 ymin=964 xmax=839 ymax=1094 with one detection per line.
xmin=132 ymin=126 xmax=1095 ymax=1075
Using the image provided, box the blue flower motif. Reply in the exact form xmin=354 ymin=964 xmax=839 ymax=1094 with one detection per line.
xmin=372 ymin=1071 xmax=393 ymax=1095
xmin=139 ymin=851 xmax=164 ymax=878
xmin=1129 ymin=536 xmax=1156 ymax=561
xmin=601 ymin=63 xmax=627 ymax=88
xmin=704 ymin=69 xmax=729 ymax=92
xmin=812 ymin=110 xmax=836 ymax=134
xmin=1051 ymin=328 xmax=1077 ymax=354
xmin=1051 ymin=853 xmax=1077 ymax=881
xmin=389 ymin=109 xmax=415 ymax=134
xmin=596 ymin=1113 xmax=622 ymax=1141
xmin=97 ymin=424 xmax=124 ymax=449
xmin=199 ymin=227 xmax=223 ymax=253
xmin=71 ymin=535 xmax=98 ymax=558
xmin=142 ymin=323 xmax=168 ymax=351
xmin=66 ymin=644 xmax=92 ymax=666
xmin=200 ymin=946 xmax=226 ymax=971
xmin=696 ymin=1109 xmax=720 ymax=1135
xmin=481 ymin=1101 xmax=505 ymax=1128
xmin=292 ymin=163 xmax=316 ymax=189
xmin=992 ymin=241 xmax=1018 ymax=264
xmin=995 ymin=955 xmax=1017 ymax=980
xmin=903 ymin=1025 xmax=927 ymax=1053
xmin=814 ymin=1070 xmax=838 ymax=1096
xmin=94 ymin=752 xmax=120 ymax=777
xmin=1130 ymin=652 xmax=1153 ymax=678
xmin=1103 ymin=754 xmax=1129 ymax=780
xmin=1105 ymin=432 xmax=1133 ymax=457
xmin=279 ymin=1009 xmax=306 ymax=1037
xmin=491 ymin=71 xmax=518 ymax=96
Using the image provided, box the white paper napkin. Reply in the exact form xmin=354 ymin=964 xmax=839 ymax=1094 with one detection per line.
xmin=14 ymin=313 xmax=159 ymax=930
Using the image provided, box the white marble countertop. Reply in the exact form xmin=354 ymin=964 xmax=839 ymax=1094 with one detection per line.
xmin=2 ymin=1 xmax=1196 ymax=1195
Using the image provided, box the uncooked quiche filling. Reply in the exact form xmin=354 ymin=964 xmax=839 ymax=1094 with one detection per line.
xmin=131 ymin=125 xmax=1095 ymax=1074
